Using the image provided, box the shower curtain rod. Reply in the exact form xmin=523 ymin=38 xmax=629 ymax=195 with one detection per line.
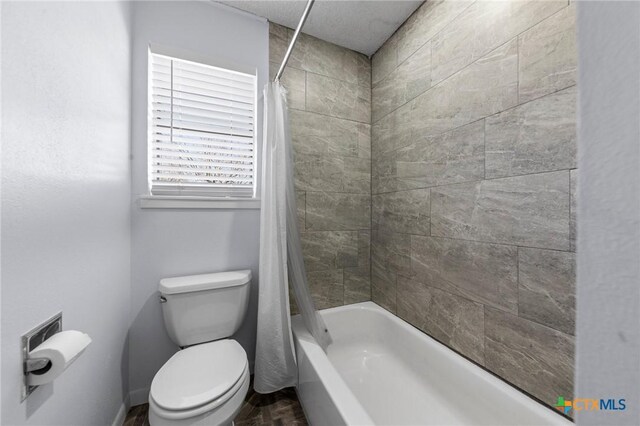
xmin=274 ymin=0 xmax=316 ymax=82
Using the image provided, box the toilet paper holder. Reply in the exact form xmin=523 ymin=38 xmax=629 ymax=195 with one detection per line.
xmin=21 ymin=312 xmax=62 ymax=401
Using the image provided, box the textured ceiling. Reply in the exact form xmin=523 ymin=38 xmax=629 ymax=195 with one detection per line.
xmin=217 ymin=0 xmax=423 ymax=56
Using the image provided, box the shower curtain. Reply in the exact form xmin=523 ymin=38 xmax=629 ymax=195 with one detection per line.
xmin=254 ymin=81 xmax=331 ymax=393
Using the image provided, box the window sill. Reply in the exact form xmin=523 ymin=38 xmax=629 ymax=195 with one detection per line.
xmin=138 ymin=196 xmax=261 ymax=210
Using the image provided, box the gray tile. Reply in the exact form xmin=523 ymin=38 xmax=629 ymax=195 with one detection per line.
xmin=397 ymin=120 xmax=485 ymax=189
xmin=372 ymin=230 xmax=411 ymax=277
xmin=411 ymin=38 xmax=518 ymax=138
xmin=349 ymin=52 xmax=372 ymax=89
xmin=372 ymin=41 xmax=431 ymax=122
xmin=289 ymin=32 xmax=370 ymax=86
xmin=431 ymin=0 xmax=566 ymax=84
xmin=486 ymin=86 xmax=577 ymax=178
xmin=372 ymin=258 xmax=396 ymax=314
xmin=296 ymin=191 xmax=305 ymax=231
xmin=270 ymin=61 xmax=305 ymax=110
xmin=294 ymin=155 xmax=342 ymax=193
xmin=371 ymin=151 xmax=396 ymax=195
xmin=372 ymin=189 xmax=430 ymax=235
xmin=431 ymin=171 xmax=571 ymax=250
xmin=290 ymin=110 xmax=370 ymax=159
xmin=357 ymin=230 xmax=371 ymax=269
xmin=372 ymin=33 xmax=398 ymax=85
xmin=301 ymin=231 xmax=358 ymax=272
xmin=306 ymin=73 xmax=371 ymax=123
xmin=485 ymin=308 xmax=574 ymax=404
xmin=397 ymin=277 xmax=485 ymax=364
xmin=371 ymin=250 xmax=395 ymax=290
xmin=371 ymin=230 xmax=408 ymax=314
xmin=519 ymin=247 xmax=576 ymax=335
xmin=356 ymin=122 xmax=371 ymax=159
xmin=396 ymin=0 xmax=473 ymax=64
xmin=519 ymin=4 xmax=577 ymax=103
xmin=341 ymin=157 xmax=371 ymax=194
xmin=373 ymin=120 xmax=485 ymax=193
xmin=570 ymin=169 xmax=577 ymax=252
xmin=308 ymin=269 xmax=344 ymax=310
xmin=294 ymin=154 xmax=370 ymax=194
xmin=371 ymin=101 xmax=413 ymax=156
xmin=344 ymin=266 xmax=371 ymax=304
xmin=269 ymin=22 xmax=290 ymax=64
xmin=410 ymin=236 xmax=518 ymax=314
xmin=306 ymin=192 xmax=371 ymax=231
xmin=282 ymin=20 xmax=371 ymax=314
xmin=348 ymin=50 xmax=372 ymax=89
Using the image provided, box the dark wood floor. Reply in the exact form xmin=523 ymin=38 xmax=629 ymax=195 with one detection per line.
xmin=123 ymin=383 xmax=307 ymax=426
xmin=123 ymin=404 xmax=149 ymax=426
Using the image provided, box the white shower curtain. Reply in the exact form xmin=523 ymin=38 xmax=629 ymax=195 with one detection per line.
xmin=254 ymin=82 xmax=331 ymax=394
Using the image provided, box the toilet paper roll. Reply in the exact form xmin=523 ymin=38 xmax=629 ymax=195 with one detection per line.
xmin=27 ymin=330 xmax=92 ymax=386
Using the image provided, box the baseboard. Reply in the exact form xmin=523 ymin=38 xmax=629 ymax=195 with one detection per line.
xmin=111 ymin=397 xmax=130 ymax=426
xmin=129 ymin=387 xmax=150 ymax=407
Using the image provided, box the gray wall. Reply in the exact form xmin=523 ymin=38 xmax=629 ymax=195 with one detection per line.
xmin=575 ymin=1 xmax=640 ymax=424
xmin=128 ymin=1 xmax=268 ymax=405
xmin=1 ymin=2 xmax=132 ymax=424
xmin=269 ymin=23 xmax=372 ymax=309
xmin=371 ymin=0 xmax=576 ymax=410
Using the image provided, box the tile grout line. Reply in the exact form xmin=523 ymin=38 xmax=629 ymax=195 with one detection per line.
xmin=372 ymin=0 xmax=477 ymax=91
xmin=395 ymin=269 xmax=516 ymax=319
xmin=517 ymin=32 xmax=521 ymax=105
xmin=398 ymin=247 xmax=573 ymax=337
xmin=372 ymin=83 xmax=576 ymax=160
xmin=430 ymin=2 xmax=571 ymax=87
xmin=369 ymin=62 xmax=374 ymax=303
xmin=429 ymin=188 xmax=433 ymax=237
xmin=482 ymin=307 xmax=487 ymax=365
xmin=372 ymin=168 xmax=576 ymax=196
xmin=568 ymin=169 xmax=574 ymax=252
xmin=289 ymin=106 xmax=371 ymax=125
xmin=374 ymin=227 xmax=574 ymax=254
xmin=270 ymin=24 xmax=371 ymax=89
xmin=304 ymin=69 xmax=307 ymax=112
xmin=483 ymin=118 xmax=487 ymax=179
xmin=372 ymin=34 xmax=520 ymax=124
xmin=371 ymin=3 xmax=574 ymax=126
xmin=288 ymin=64 xmax=371 ymax=90
xmin=516 ymin=246 xmax=521 ymax=317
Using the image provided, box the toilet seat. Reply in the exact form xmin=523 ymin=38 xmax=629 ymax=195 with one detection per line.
xmin=149 ymin=363 xmax=249 ymax=421
xmin=150 ymin=339 xmax=248 ymax=421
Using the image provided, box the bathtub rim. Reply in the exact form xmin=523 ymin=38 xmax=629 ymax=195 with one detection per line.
xmin=292 ymin=301 xmax=572 ymax=425
xmin=292 ymin=310 xmax=375 ymax=425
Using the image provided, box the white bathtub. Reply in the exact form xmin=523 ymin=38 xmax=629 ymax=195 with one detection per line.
xmin=291 ymin=302 xmax=571 ymax=426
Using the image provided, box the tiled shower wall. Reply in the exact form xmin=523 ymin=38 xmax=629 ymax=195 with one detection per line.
xmin=269 ymin=23 xmax=372 ymax=309
xmin=371 ymin=0 xmax=576 ymax=410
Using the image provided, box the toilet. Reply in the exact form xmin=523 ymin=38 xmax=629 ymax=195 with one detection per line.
xmin=148 ymin=270 xmax=252 ymax=426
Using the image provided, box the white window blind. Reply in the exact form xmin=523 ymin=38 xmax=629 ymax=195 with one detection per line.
xmin=148 ymin=52 xmax=257 ymax=198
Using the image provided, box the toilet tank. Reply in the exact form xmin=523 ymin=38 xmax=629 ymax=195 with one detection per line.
xmin=159 ymin=270 xmax=251 ymax=347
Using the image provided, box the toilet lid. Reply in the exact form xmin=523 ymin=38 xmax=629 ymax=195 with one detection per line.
xmin=150 ymin=339 xmax=248 ymax=411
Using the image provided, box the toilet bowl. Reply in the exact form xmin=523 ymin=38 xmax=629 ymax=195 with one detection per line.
xmin=149 ymin=340 xmax=250 ymax=426
xmin=149 ymin=271 xmax=252 ymax=426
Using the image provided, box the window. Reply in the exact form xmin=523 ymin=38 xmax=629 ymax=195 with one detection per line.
xmin=148 ymin=49 xmax=257 ymax=199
